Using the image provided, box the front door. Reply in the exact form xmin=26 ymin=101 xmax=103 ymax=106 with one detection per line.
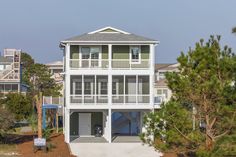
xmin=79 ymin=113 xmax=91 ymax=136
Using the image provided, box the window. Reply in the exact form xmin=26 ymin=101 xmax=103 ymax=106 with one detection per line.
xmin=80 ymin=46 xmax=101 ymax=67
xmin=100 ymin=82 xmax=107 ymax=95
xmin=74 ymin=82 xmax=82 ymax=94
xmin=130 ymin=46 xmax=141 ymax=64
xmin=157 ymin=88 xmax=168 ymax=99
xmin=11 ymin=84 xmax=18 ymax=92
xmin=81 ymin=47 xmax=90 ymax=59
xmin=159 ymin=72 xmax=166 ymax=80
xmin=84 ymin=82 xmax=92 ymax=95
xmin=5 ymin=84 xmax=11 ymax=91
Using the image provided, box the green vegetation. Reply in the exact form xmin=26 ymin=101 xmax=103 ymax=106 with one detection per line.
xmin=141 ymin=36 xmax=236 ymax=156
xmin=0 ymin=52 xmax=61 ymax=144
xmin=0 ymin=108 xmax=15 ymax=140
xmin=233 ymin=27 xmax=236 ymax=33
xmin=21 ymin=52 xmax=61 ymax=96
xmin=4 ymin=93 xmax=32 ymax=121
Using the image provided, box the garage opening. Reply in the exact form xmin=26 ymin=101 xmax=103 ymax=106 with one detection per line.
xmin=112 ymin=112 xmax=141 ymax=142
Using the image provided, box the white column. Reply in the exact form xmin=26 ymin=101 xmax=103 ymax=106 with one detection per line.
xmin=108 ymin=44 xmax=112 ymax=69
xmin=136 ymin=75 xmax=138 ymax=105
xmin=149 ymin=44 xmax=155 ymax=72
xmin=108 ymin=74 xmax=112 ymax=106
xmin=66 ymin=44 xmax=70 ymax=72
xmin=108 ymin=68 xmax=112 ymax=143
xmin=108 ymin=109 xmax=112 ymax=143
xmin=65 ymin=108 xmax=70 ymax=143
xmin=149 ymin=44 xmax=155 ymax=108
xmin=103 ymin=110 xmax=109 ymax=141
xmin=95 ymin=75 xmax=97 ymax=104
xmin=65 ymin=44 xmax=71 ymax=107
xmin=150 ymin=74 xmax=154 ymax=107
xmin=124 ymin=75 xmax=126 ymax=104
xmin=82 ymin=75 xmax=84 ymax=104
xmin=64 ymin=44 xmax=71 ymax=143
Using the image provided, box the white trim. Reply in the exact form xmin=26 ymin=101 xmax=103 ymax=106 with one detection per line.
xmin=61 ymin=41 xmax=159 ymax=44
xmin=88 ymin=26 xmax=130 ymax=35
xmin=130 ymin=46 xmax=141 ymax=64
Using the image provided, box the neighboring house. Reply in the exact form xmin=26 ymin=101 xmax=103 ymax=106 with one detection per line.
xmin=154 ymin=63 xmax=179 ymax=103
xmin=46 ymin=61 xmax=63 ymax=84
xmin=0 ymin=49 xmax=21 ymax=95
xmin=46 ymin=61 xmax=64 ymax=95
xmin=60 ymin=26 xmax=160 ymax=143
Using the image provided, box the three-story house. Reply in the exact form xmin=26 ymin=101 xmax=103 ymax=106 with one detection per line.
xmin=60 ymin=27 xmax=159 ymax=143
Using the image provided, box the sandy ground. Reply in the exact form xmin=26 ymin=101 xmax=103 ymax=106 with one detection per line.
xmin=18 ymin=134 xmax=75 ymax=157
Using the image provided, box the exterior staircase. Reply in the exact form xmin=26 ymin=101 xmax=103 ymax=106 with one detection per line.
xmin=112 ymin=112 xmax=139 ymax=134
xmin=0 ymin=51 xmax=20 ymax=82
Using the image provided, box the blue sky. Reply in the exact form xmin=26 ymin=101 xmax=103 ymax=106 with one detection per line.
xmin=0 ymin=0 xmax=235 ymax=63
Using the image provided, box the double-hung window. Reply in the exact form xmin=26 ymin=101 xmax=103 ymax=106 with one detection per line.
xmin=130 ymin=46 xmax=141 ymax=64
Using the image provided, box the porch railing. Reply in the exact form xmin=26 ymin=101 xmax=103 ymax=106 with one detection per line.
xmin=70 ymin=94 xmax=150 ymax=105
xmin=43 ymin=96 xmax=64 ymax=105
xmin=154 ymin=95 xmax=165 ymax=104
xmin=70 ymin=59 xmax=150 ymax=69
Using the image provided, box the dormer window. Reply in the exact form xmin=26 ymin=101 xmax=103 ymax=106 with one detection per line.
xmin=130 ymin=46 xmax=141 ymax=64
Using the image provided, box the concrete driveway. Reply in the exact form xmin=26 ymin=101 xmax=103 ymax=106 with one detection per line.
xmin=69 ymin=143 xmax=163 ymax=157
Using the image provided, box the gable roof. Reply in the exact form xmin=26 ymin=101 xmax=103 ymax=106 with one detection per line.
xmin=155 ymin=63 xmax=179 ymax=72
xmin=61 ymin=26 xmax=158 ymax=44
xmin=88 ymin=26 xmax=130 ymax=34
xmin=46 ymin=61 xmax=63 ymax=66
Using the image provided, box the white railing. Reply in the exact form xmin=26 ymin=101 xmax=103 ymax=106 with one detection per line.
xmin=112 ymin=59 xmax=149 ymax=69
xmin=154 ymin=95 xmax=165 ymax=104
xmin=1 ymin=71 xmax=19 ymax=80
xmin=4 ymin=51 xmax=14 ymax=56
xmin=43 ymin=96 xmax=64 ymax=105
xmin=0 ymin=63 xmax=14 ymax=79
xmin=70 ymin=94 xmax=150 ymax=105
xmin=70 ymin=94 xmax=108 ymax=104
xmin=69 ymin=59 xmax=150 ymax=69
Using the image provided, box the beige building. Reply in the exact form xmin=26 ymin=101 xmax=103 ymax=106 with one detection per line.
xmin=154 ymin=63 xmax=179 ymax=103
xmin=46 ymin=61 xmax=63 ymax=84
xmin=0 ymin=49 xmax=21 ymax=95
xmin=45 ymin=61 xmax=63 ymax=95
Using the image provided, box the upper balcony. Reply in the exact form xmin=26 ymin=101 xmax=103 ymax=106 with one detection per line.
xmin=68 ymin=45 xmax=151 ymax=70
